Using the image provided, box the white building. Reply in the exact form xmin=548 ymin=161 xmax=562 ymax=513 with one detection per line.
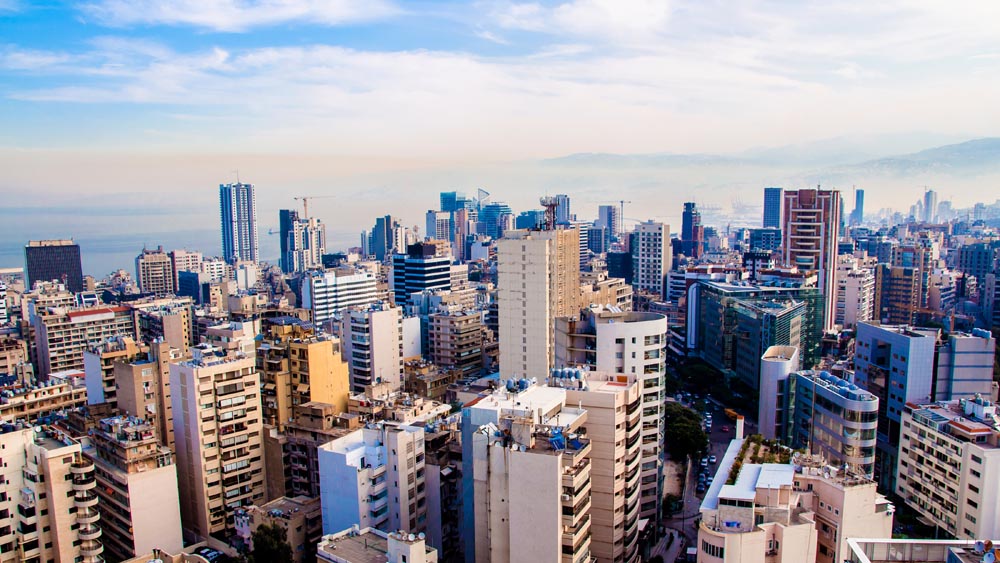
xmin=759 ymin=345 xmax=799 ymax=441
xmin=834 ymin=256 xmax=875 ymax=329
xmin=425 ymin=210 xmax=451 ymax=241
xmin=285 ymin=216 xmax=327 ymax=273
xmin=339 ymin=302 xmax=404 ymax=393
xmin=301 ymin=268 xmax=379 ymax=326
xmin=318 ymin=526 xmax=439 ymax=563
xmin=632 ymin=221 xmax=672 ymax=299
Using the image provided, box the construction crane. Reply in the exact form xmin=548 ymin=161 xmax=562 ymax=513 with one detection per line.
xmin=293 ymin=195 xmax=336 ymax=219
xmin=599 ymin=200 xmax=633 ymax=226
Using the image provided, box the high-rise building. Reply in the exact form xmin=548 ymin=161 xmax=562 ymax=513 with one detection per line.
xmin=681 ymin=202 xmax=704 ymax=258
xmin=873 ymin=264 xmax=923 ymax=325
xmin=340 ymin=303 xmax=404 ymax=393
xmin=555 ymin=306 xmax=668 ymax=521
xmin=790 ymin=370 xmax=879 ymax=477
xmin=478 ymin=202 xmax=514 ymax=239
xmin=114 ymin=339 xmax=181 ymax=448
xmin=748 ymin=227 xmax=782 ymax=252
xmin=301 ymin=268 xmax=379 ymax=326
xmin=219 ymin=182 xmax=259 ymax=263
xmin=0 ymin=426 xmax=105 ymax=563
xmin=428 ymin=310 xmax=484 ymax=379
xmin=461 ymin=383 xmax=593 ymax=563
xmin=632 ymin=220 xmax=671 ymax=299
xmin=33 ymin=304 xmax=137 ymax=377
xmin=168 ymin=249 xmax=203 ymax=288
xmin=425 ymin=210 xmax=451 ymax=241
xmin=763 ymin=186 xmax=782 ymax=229
xmin=957 ymin=241 xmax=997 ymax=285
xmin=759 ymin=345 xmax=799 ymax=441
xmin=440 ymin=191 xmax=469 ymax=213
xmin=135 ymin=246 xmax=176 ymax=296
xmin=82 ymin=415 xmax=184 ymax=560
xmin=82 ymin=336 xmax=143 ymax=408
xmin=368 ymin=215 xmax=398 ymax=261
xmin=555 ymin=193 xmax=572 ymax=224
xmin=170 ymin=343 xmax=265 ymax=539
xmin=391 ymin=242 xmax=452 ymax=307
xmin=781 ymin=188 xmax=841 ymax=331
xmin=923 ymin=189 xmax=938 ymax=222
xmin=284 ymin=216 xmax=326 ymax=273
xmin=497 ymin=228 xmax=580 ymax=380
xmin=834 ymin=255 xmax=876 ymax=329
xmin=851 ymin=188 xmax=865 ymax=226
xmin=597 ymin=204 xmax=621 ymax=240
xmin=278 ymin=209 xmax=300 ymax=272
xmin=25 ymin=239 xmax=84 ymax=292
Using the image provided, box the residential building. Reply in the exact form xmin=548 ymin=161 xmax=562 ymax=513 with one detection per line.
xmin=835 ymin=256 xmax=875 ymax=329
xmin=426 ymin=210 xmax=452 ymax=241
xmin=284 ymin=216 xmax=327 ymax=273
xmin=632 ymin=221 xmax=671 ymax=299
xmin=749 ymin=227 xmax=782 ymax=252
xmin=24 ymin=239 xmax=84 ymax=292
xmin=318 ymin=423 xmax=428 ymax=535
xmin=340 ymin=302 xmax=404 ymax=393
xmin=897 ymin=398 xmax=1000 ymax=540
xmin=131 ymin=297 xmax=194 ymax=355
xmin=790 ymin=370 xmax=879 ymax=477
xmin=33 ymin=304 xmax=137 ymax=377
xmin=554 ymin=306 xmax=668 ymax=521
xmin=0 ymin=370 xmax=87 ymax=422
xmin=874 ymin=264 xmax=923 ymax=325
xmin=301 ymin=268 xmax=378 ymax=326
xmin=318 ymin=526 xmax=439 ymax=563
xmin=391 ymin=242 xmax=452 ymax=307
xmin=220 ymin=182 xmax=259 ymax=263
xmin=781 ymin=188 xmax=842 ymax=331
xmin=0 ymin=425 xmax=104 ymax=563
xmin=115 ymin=339 xmax=182 ymax=448
xmin=497 ymin=227 xmax=581 ymax=380
xmin=461 ymin=383 xmax=593 ymax=563
xmin=82 ymin=335 xmax=143 ymax=407
xmin=83 ymin=415 xmax=183 ymax=560
xmin=170 ymin=344 xmax=265 ymax=539
xmin=235 ymin=496 xmax=322 ymax=563
xmin=428 ymin=309 xmax=484 ymax=379
xmin=759 ymin=345 xmax=799 ymax=441
xmin=169 ymin=249 xmax=203 ymax=288
xmin=763 ymin=187 xmax=782 ymax=229
xmin=136 ymin=246 xmax=176 ymax=296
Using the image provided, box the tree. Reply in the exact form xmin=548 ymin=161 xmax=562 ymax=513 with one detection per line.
xmin=248 ymin=524 xmax=294 ymax=563
xmin=663 ymin=402 xmax=708 ymax=461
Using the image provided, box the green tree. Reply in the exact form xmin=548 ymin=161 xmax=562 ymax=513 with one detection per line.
xmin=248 ymin=524 xmax=294 ymax=563
xmin=663 ymin=402 xmax=708 ymax=461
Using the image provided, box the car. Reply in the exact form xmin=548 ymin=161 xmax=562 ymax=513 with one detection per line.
xmin=709 ymin=455 xmax=717 ymax=464
xmin=707 ymin=476 xmax=714 ymax=485
xmin=698 ymin=474 xmax=707 ymax=483
xmin=700 ymin=457 xmax=708 ymax=467
xmin=696 ymin=483 xmax=707 ymax=494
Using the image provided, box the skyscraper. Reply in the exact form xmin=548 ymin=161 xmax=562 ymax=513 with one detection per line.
xmin=554 ymin=193 xmax=571 ymax=224
xmin=923 ymin=189 xmax=938 ymax=222
xmin=135 ymin=246 xmax=175 ymax=296
xmin=763 ymin=186 xmax=782 ymax=228
xmin=681 ymin=202 xmax=703 ymax=258
xmin=284 ymin=216 xmax=327 ymax=273
xmin=781 ymin=187 xmax=841 ymax=331
xmin=369 ymin=215 xmax=397 ymax=261
xmin=425 ymin=210 xmax=451 ymax=241
xmin=632 ymin=220 xmax=672 ymax=298
xmin=219 ymin=182 xmax=259 ymax=263
xmin=597 ymin=204 xmax=621 ymax=240
xmin=278 ymin=209 xmax=300 ymax=272
xmin=852 ymin=188 xmax=865 ymax=226
xmin=25 ymin=239 xmax=84 ymax=292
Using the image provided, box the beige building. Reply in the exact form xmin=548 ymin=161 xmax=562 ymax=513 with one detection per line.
xmin=33 ymin=304 xmax=137 ymax=377
xmin=428 ymin=309 xmax=484 ymax=379
xmin=235 ymin=496 xmax=322 ymax=563
xmin=115 ymin=339 xmax=182 ymax=448
xmin=562 ymin=370 xmax=643 ymax=563
xmin=136 ymin=246 xmax=177 ymax=296
xmin=82 ymin=415 xmax=184 ymax=560
xmin=0 ymin=369 xmax=87 ymax=422
xmin=465 ymin=383 xmax=593 ymax=563
xmin=781 ymin=188 xmax=841 ymax=331
xmin=170 ymin=343 xmax=265 ymax=539
xmin=632 ymin=220 xmax=671 ymax=299
xmin=318 ymin=526 xmax=439 ymax=563
xmin=82 ymin=335 xmax=143 ymax=407
xmin=131 ymin=296 xmax=194 ymax=354
xmin=497 ymin=227 xmax=581 ymax=380
xmin=580 ymin=271 xmax=633 ymax=311
xmin=0 ymin=426 xmax=104 ymax=563
xmin=257 ymin=317 xmax=351 ymax=428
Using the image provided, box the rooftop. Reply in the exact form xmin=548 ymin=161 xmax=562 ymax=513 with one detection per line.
xmin=319 ymin=527 xmax=433 ymax=563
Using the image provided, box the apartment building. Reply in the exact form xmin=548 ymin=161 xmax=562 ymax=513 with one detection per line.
xmin=33 ymin=304 xmax=137 ymax=377
xmin=83 ymin=335 xmax=143 ymax=407
xmin=555 ymin=306 xmax=668 ymax=521
xmin=834 ymin=256 xmax=875 ymax=329
xmin=0 ymin=426 xmax=103 ymax=563
xmin=170 ymin=344 xmax=265 ymax=539
xmin=301 ymin=268 xmax=379 ymax=327
xmin=759 ymin=345 xmax=799 ymax=441
xmin=0 ymin=370 xmax=87 ymax=422
xmin=114 ymin=339 xmax=182 ymax=448
xmin=136 ymin=246 xmax=177 ymax=296
xmin=781 ymin=188 xmax=841 ymax=331
xmin=462 ymin=383 xmax=593 ymax=563
xmin=318 ymin=423 xmax=428 ymax=535
xmin=632 ymin=220 xmax=671 ymax=299
xmin=82 ymin=415 xmax=183 ymax=560
xmin=897 ymin=397 xmax=1000 ymax=540
xmin=428 ymin=309 xmax=484 ymax=379
xmin=257 ymin=317 xmax=351 ymax=428
xmin=318 ymin=526 xmax=439 ymax=563
xmin=131 ymin=297 xmax=194 ymax=355
xmin=340 ymin=302 xmax=404 ymax=393
xmin=235 ymin=496 xmax=322 ymax=563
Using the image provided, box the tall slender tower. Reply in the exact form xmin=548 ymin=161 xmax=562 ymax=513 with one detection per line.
xmin=781 ymin=187 xmax=841 ymax=332
xmin=681 ymin=202 xmax=703 ymax=258
xmin=852 ymin=188 xmax=865 ymax=226
xmin=763 ymin=187 xmax=782 ymax=228
xmin=219 ymin=182 xmax=259 ymax=263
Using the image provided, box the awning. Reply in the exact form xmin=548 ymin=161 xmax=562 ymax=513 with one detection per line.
xmin=296 ymin=384 xmax=310 ymax=394
xmin=263 ymin=383 xmax=276 ymax=391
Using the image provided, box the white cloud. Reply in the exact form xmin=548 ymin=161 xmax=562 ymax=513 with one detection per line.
xmin=486 ymin=0 xmax=671 ymax=40
xmin=79 ymin=0 xmax=400 ymax=32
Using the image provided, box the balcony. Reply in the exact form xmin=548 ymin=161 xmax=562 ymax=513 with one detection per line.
xmin=562 ymin=513 xmax=592 ymax=547
xmin=562 ymin=462 xmax=589 ymax=490
xmin=75 ymin=492 xmax=99 ymax=508
xmin=73 ymin=475 xmax=97 ymax=492
xmin=70 ymin=460 xmax=95 ymax=475
xmin=80 ymin=539 xmax=104 ymax=557
xmin=77 ymin=508 xmax=100 ymax=524
xmin=79 ymin=524 xmax=102 ymax=540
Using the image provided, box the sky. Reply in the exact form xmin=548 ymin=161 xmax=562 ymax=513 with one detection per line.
xmin=2 ymin=1 xmax=1000 ymax=274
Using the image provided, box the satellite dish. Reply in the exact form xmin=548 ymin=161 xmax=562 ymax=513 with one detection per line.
xmin=983 ymin=552 xmax=996 ymax=563
xmin=408 ymin=534 xmax=415 ymax=542
xmin=978 ymin=542 xmax=987 ymax=553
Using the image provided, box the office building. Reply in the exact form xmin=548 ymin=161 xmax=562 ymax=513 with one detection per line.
xmin=597 ymin=204 xmax=621 ymax=241
xmin=923 ymin=189 xmax=939 ymax=223
xmin=632 ymin=220 xmax=671 ymax=299
xmin=256 ymin=317 xmax=351 ymax=428
xmin=957 ymin=242 xmax=996 ymax=285
xmin=369 ymin=215 xmax=399 ymax=261
xmin=83 ymin=416 xmax=184 ymax=560
xmin=135 ymin=246 xmax=176 ymax=296
xmin=874 ymin=264 xmax=923 ymax=325
xmin=318 ymin=423 xmax=428 ymax=535
xmin=749 ymin=227 xmax=782 ymax=252
xmin=340 ymin=302 xmax=404 ymax=392
xmin=897 ymin=398 xmax=1000 ymax=540
xmin=461 ymin=383 xmax=593 ymax=563
xmin=835 ymin=256 xmax=876 ymax=329
xmin=699 ymin=445 xmax=892 ymax=563
xmin=318 ymin=526 xmax=439 ymax=563
xmin=278 ymin=209 xmax=300 ymax=273
xmin=479 ymin=202 xmax=514 ymax=238
xmin=0 ymin=426 xmax=105 ymax=563
xmin=25 ymin=239 xmax=84 ymax=292
xmin=426 ymin=210 xmax=452 ymax=241
xmin=219 ymin=182 xmax=259 ymax=263
xmin=33 ymin=304 xmax=137 ymax=377
xmin=301 ymin=268 xmax=379 ymax=326
xmin=681 ymin=202 xmax=704 ymax=258
xmin=781 ymin=188 xmax=842 ymax=331
xmin=933 ymin=329 xmax=996 ymax=401
xmin=115 ymin=339 xmax=181 ymax=448
xmin=790 ymin=370 xmax=879 ymax=477
xmin=391 ymin=242 xmax=452 ymax=307
xmin=852 ymin=188 xmax=865 ymax=226
xmin=170 ymin=344 xmax=265 ymax=539
xmin=555 ymin=306 xmax=668 ymax=521
xmin=554 ymin=193 xmax=572 ymax=224
xmin=440 ymin=191 xmax=469 ymax=213
xmin=763 ymin=187 xmax=782 ymax=229
xmin=497 ymin=228 xmax=580 ymax=380
xmin=284 ymin=216 xmax=327 ymax=273
xmin=759 ymin=345 xmax=799 ymax=441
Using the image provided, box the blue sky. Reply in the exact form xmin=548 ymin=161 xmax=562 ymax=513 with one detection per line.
xmin=2 ymin=1 xmax=1000 ymax=274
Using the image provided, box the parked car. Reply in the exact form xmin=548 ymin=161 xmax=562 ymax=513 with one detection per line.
xmin=707 ymin=476 xmax=714 ymax=485
xmin=696 ymin=483 xmax=707 ymax=494
xmin=709 ymin=455 xmax=717 ymax=464
xmin=700 ymin=457 xmax=709 ymax=467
